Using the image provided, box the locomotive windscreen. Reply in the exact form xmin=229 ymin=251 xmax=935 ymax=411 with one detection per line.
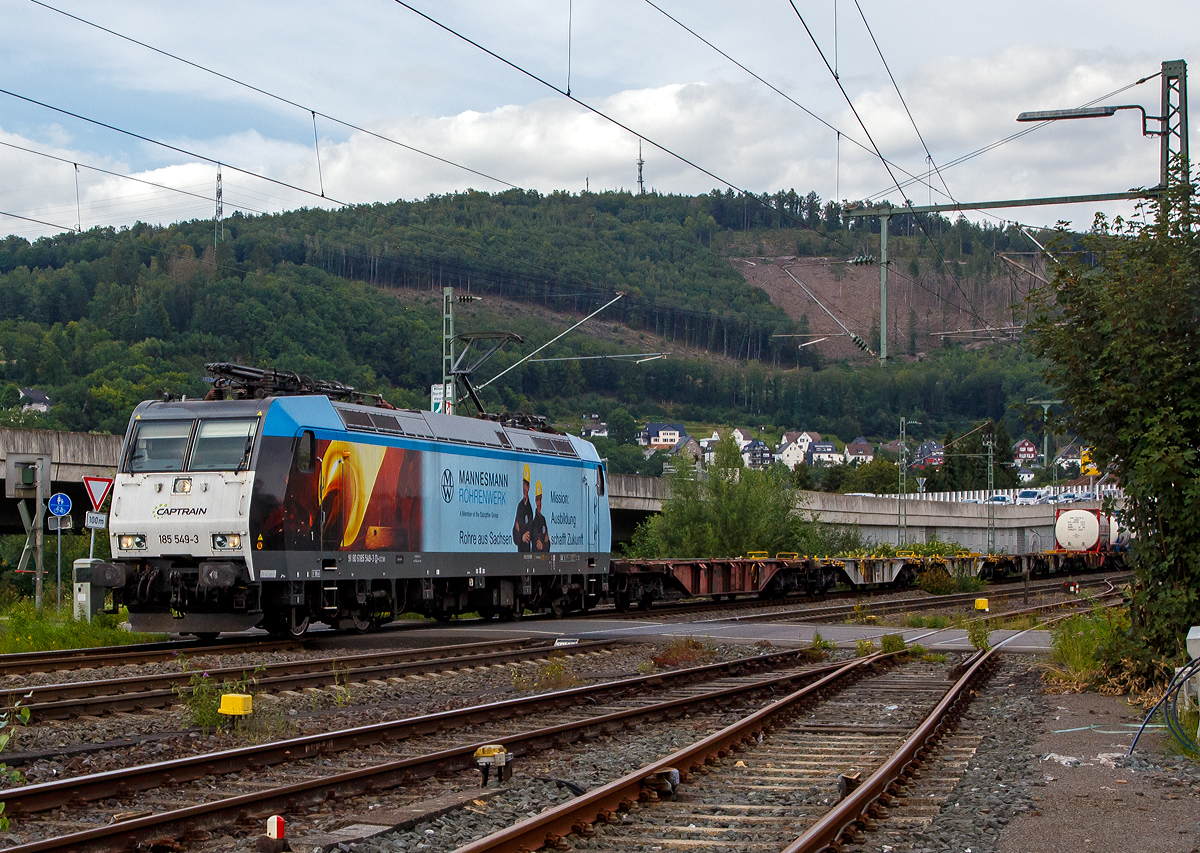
xmin=190 ymin=419 xmax=259 ymax=471
xmin=127 ymin=420 xmax=191 ymax=472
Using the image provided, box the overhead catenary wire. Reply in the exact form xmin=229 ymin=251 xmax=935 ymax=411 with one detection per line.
xmin=852 ymin=0 xmax=955 ymax=204
xmin=788 ymin=0 xmax=988 ymax=331
xmin=640 ymin=0 xmax=946 ymax=202
xmin=19 ymin=2 xmax=979 ymax=350
xmin=311 ymin=112 xmax=325 ymax=198
xmin=28 ymin=0 xmax=517 ymax=190
xmin=389 ymin=0 xmax=983 ymax=325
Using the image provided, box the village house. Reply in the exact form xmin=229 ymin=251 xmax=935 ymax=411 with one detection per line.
xmin=807 ymin=441 xmax=841 ymax=466
xmin=741 ymin=439 xmax=774 ymax=469
xmin=1012 ymin=438 xmax=1038 ymax=464
xmin=844 ymin=436 xmax=874 ymax=465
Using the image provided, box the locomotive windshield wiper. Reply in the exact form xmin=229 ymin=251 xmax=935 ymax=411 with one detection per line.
xmin=236 ymin=437 xmax=254 ymax=472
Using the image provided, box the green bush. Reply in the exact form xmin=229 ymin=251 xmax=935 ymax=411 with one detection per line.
xmin=907 ymin=643 xmax=927 ymax=657
xmin=855 ymin=638 xmax=876 ymax=657
xmin=1044 ymin=605 xmax=1132 ymax=690
xmin=915 ymin=568 xmax=956 ymax=596
xmin=880 ymin=634 xmax=906 ymax=654
xmin=966 ymin=618 xmax=991 ymax=651
xmin=809 ymin=631 xmax=836 ymax=651
xmin=172 ymin=663 xmax=263 ymax=731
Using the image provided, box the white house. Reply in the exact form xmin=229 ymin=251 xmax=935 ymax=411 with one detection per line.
xmin=640 ymin=423 xmax=687 ymax=450
xmin=699 ymin=431 xmax=721 ymax=467
xmin=776 ymin=440 xmax=808 ymax=471
xmin=807 ymin=442 xmax=841 ymax=466
xmin=731 ymin=428 xmax=755 ymax=450
xmin=844 ymin=436 xmax=874 ymax=465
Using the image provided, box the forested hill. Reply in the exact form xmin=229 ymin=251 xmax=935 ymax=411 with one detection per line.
xmin=0 ymin=188 xmax=1054 ymax=441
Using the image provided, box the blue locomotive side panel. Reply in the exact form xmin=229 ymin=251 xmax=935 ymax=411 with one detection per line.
xmin=250 ymin=396 xmax=610 ymax=567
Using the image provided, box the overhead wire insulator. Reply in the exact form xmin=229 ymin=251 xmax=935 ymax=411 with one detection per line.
xmin=847 ymin=254 xmax=876 ymax=266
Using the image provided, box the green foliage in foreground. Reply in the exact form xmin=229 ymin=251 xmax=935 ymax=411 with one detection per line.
xmin=1044 ymin=605 xmax=1132 ymax=690
xmin=172 ymin=663 xmax=263 ymax=731
xmin=1027 ymin=185 xmax=1200 ymax=675
xmin=625 ymin=436 xmax=861 ymax=558
xmin=0 ymin=601 xmax=165 ymax=654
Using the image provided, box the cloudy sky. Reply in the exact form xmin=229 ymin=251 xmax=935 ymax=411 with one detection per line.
xmin=0 ymin=0 xmax=1195 ymax=240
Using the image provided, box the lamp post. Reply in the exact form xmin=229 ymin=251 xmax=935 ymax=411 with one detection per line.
xmin=1017 ymin=60 xmax=1188 ymax=193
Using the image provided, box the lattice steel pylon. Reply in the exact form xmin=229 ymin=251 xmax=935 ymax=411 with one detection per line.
xmin=1160 ymin=60 xmax=1189 ymax=191
xmin=442 ymin=286 xmax=455 ymax=401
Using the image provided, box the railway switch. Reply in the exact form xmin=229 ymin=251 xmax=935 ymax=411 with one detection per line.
xmin=474 ymin=744 xmax=514 ymax=786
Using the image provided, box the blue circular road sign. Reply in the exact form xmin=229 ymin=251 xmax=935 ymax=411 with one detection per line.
xmin=48 ymin=493 xmax=71 ymax=517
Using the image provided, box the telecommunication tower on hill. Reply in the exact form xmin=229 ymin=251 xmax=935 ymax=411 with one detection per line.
xmin=637 ymin=140 xmax=645 ymax=195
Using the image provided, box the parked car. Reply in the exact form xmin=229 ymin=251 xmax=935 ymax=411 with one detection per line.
xmin=1077 ymin=491 xmax=1097 ymax=501
xmin=987 ymin=495 xmax=1014 ymax=505
xmin=1036 ymin=494 xmax=1060 ymax=505
xmin=1057 ymin=492 xmax=1079 ymax=503
xmin=961 ymin=498 xmax=983 ymax=504
xmin=1015 ymin=489 xmax=1040 ymax=505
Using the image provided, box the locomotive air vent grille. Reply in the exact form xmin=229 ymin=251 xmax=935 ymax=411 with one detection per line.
xmin=532 ymin=436 xmax=556 ymax=452
xmin=339 ymin=410 xmax=375 ymax=431
xmin=550 ymin=438 xmax=576 ymax=456
xmin=369 ymin=413 xmax=403 ymax=433
xmin=495 ymin=431 xmax=512 ymax=448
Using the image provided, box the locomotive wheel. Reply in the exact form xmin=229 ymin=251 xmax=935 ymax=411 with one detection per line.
xmin=549 ymin=597 xmax=568 ymax=619
xmin=266 ymin=607 xmax=311 ymax=639
xmin=498 ymin=602 xmax=522 ymax=622
xmin=350 ymin=608 xmax=374 ymax=633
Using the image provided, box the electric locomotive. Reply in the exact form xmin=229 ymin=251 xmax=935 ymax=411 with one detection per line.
xmin=93 ymin=364 xmax=612 ymax=638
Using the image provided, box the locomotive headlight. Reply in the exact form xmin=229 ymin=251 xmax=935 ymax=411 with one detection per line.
xmin=118 ymin=534 xmax=147 ymax=551
xmin=212 ymin=534 xmax=241 ymax=550
xmin=173 ymin=477 xmax=192 ymax=494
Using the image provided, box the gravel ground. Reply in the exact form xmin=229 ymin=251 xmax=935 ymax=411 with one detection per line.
xmin=312 ymin=703 xmax=761 ymax=853
xmin=0 ymin=639 xmax=789 ymax=786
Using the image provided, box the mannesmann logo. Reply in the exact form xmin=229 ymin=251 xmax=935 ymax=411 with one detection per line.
xmin=441 ymin=469 xmax=454 ymax=503
xmin=154 ymin=504 xmax=207 ymax=517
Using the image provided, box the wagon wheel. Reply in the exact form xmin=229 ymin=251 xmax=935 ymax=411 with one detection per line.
xmin=549 ymin=597 xmax=569 ymax=619
xmin=613 ymin=591 xmax=631 ymax=613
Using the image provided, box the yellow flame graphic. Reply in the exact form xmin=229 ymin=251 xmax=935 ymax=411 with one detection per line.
xmin=320 ymin=441 xmax=386 ymax=547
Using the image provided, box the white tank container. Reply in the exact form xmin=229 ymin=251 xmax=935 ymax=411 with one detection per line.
xmin=1055 ymin=509 xmax=1110 ymax=551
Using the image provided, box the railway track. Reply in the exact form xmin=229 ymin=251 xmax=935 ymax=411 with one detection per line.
xmin=1 ymin=637 xmax=616 ymax=721
xmin=1 ymin=646 xmax=845 ymax=851
xmin=725 ymin=573 xmax=1126 ymax=624
xmin=0 ymin=637 xmax=305 ymax=678
xmin=453 ymin=649 xmax=998 ymax=853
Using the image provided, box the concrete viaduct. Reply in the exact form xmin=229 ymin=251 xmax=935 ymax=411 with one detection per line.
xmin=607 ymin=473 xmax=1075 ymax=552
xmin=0 ymin=431 xmax=1073 ymax=551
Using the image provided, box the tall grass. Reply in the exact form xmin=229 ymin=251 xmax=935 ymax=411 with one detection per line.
xmin=0 ymin=601 xmax=165 ymax=654
xmin=1044 ymin=604 xmax=1130 ymax=691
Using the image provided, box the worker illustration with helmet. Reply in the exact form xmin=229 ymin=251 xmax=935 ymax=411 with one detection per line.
xmin=513 ymin=463 xmax=534 ymax=551
xmin=532 ymin=480 xmax=550 ymax=552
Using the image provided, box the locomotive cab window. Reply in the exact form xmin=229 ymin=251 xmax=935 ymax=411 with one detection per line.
xmin=189 ymin=418 xmax=259 ymax=471
xmin=596 ymin=464 xmax=605 ymax=496
xmin=295 ymin=430 xmax=316 ymax=473
xmin=127 ymin=420 xmax=192 ymax=473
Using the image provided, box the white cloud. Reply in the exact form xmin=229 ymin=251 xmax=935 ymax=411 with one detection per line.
xmin=0 ymin=41 xmax=1192 ymax=240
